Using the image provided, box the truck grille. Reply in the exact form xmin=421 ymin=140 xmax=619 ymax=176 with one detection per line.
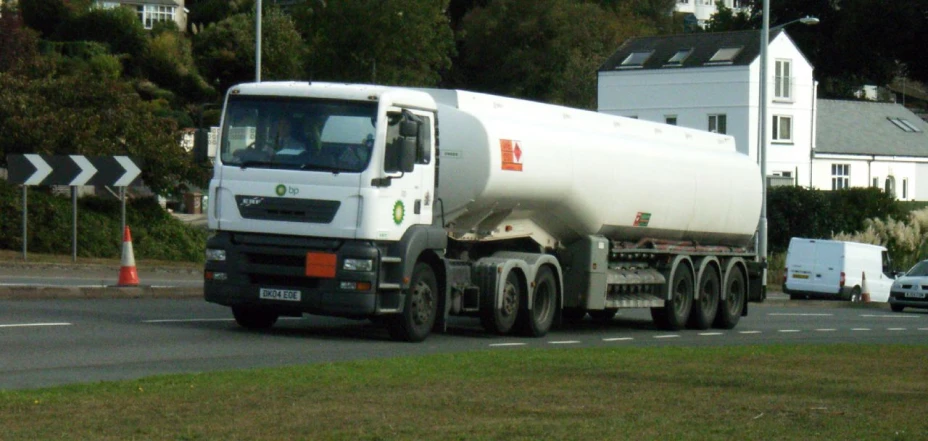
xmin=235 ymin=195 xmax=340 ymax=223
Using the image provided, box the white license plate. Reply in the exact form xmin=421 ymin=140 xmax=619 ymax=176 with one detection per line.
xmin=905 ymin=292 xmax=926 ymax=299
xmin=259 ymin=288 xmax=301 ymax=302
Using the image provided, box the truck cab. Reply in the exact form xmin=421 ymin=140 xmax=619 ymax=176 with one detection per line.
xmin=204 ymin=82 xmax=444 ymax=341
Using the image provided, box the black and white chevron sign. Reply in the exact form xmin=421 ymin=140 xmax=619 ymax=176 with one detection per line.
xmin=6 ymin=154 xmax=141 ymax=187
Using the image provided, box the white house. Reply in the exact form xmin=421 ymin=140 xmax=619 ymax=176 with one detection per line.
xmin=597 ymin=29 xmax=816 ymax=188
xmin=674 ymin=0 xmax=751 ymax=27
xmin=95 ymin=0 xmax=187 ymax=31
xmin=814 ymin=99 xmax=928 ymax=200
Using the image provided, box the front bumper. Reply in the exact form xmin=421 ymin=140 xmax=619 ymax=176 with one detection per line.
xmin=889 ymin=291 xmax=928 ymax=309
xmin=203 ymin=232 xmax=403 ymax=318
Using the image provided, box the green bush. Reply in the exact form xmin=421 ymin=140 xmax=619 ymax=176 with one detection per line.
xmin=0 ymin=180 xmax=206 ymax=262
xmin=767 ymin=186 xmax=906 ymax=252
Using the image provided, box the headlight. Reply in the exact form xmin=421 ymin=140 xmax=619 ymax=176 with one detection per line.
xmin=206 ymin=249 xmax=226 ymax=261
xmin=343 ymin=258 xmax=373 ymax=271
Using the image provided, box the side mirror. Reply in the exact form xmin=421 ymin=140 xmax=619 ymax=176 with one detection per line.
xmin=193 ymin=128 xmax=210 ymax=163
xmin=400 ymin=120 xmax=419 ymax=137
xmin=400 ymin=137 xmax=416 ymax=172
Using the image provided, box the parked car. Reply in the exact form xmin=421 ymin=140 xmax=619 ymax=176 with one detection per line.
xmin=889 ymin=260 xmax=928 ymax=312
xmin=783 ymin=238 xmax=895 ymax=302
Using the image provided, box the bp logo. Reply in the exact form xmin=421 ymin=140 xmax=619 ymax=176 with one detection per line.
xmin=275 ymin=184 xmax=287 ymax=196
xmin=392 ymin=200 xmax=405 ymax=225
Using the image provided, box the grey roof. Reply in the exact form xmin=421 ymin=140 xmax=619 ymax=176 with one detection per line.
xmin=815 ymin=99 xmax=928 ymax=157
xmin=599 ymin=30 xmax=783 ymax=72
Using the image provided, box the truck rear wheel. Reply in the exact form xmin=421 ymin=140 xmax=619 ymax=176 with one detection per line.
xmin=481 ymin=271 xmax=521 ymax=335
xmin=386 ymin=262 xmax=438 ymax=342
xmin=651 ymin=264 xmax=693 ymax=330
xmin=688 ymin=268 xmax=720 ymax=330
xmin=232 ymin=306 xmax=279 ymax=330
xmin=519 ymin=266 xmax=557 ymax=337
xmin=714 ymin=267 xmax=745 ymax=329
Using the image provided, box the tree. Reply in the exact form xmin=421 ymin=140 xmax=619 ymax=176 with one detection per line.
xmin=18 ymin=0 xmax=70 ymax=37
xmin=291 ymin=0 xmax=454 ymax=86
xmin=142 ymin=28 xmax=217 ymax=105
xmin=704 ymin=2 xmax=754 ymax=32
xmin=454 ymin=0 xmax=653 ymax=109
xmin=54 ymin=7 xmax=149 ymax=74
xmin=193 ymin=8 xmax=305 ymax=96
xmin=0 ymin=2 xmax=40 ymax=73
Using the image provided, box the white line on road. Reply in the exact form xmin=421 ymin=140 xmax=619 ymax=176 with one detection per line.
xmin=654 ymin=335 xmax=680 ymax=339
xmin=603 ymin=337 xmax=634 ymax=342
xmin=739 ymin=331 xmax=762 ymax=334
xmin=815 ymin=329 xmax=837 ymax=332
xmin=0 ymin=322 xmax=72 ymax=328
xmin=548 ymin=340 xmax=581 ymax=345
xmin=919 ymin=328 xmax=928 ymax=331
xmin=768 ymin=313 xmax=833 ymax=317
xmin=699 ymin=332 xmax=724 ymax=336
xmin=143 ymin=318 xmax=234 ymax=323
xmin=778 ymin=330 xmax=801 ymax=333
xmin=887 ymin=328 xmax=907 ymax=331
xmin=489 ymin=343 xmax=526 ymax=347
xmin=860 ymin=314 xmax=921 ymax=318
xmin=852 ymin=328 xmax=872 ymax=331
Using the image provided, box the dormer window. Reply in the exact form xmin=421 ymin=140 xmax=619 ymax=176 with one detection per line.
xmin=888 ymin=117 xmax=923 ymax=133
xmin=665 ymin=49 xmax=693 ymax=66
xmin=706 ymin=47 xmax=742 ymax=65
xmin=619 ymin=51 xmax=654 ymax=69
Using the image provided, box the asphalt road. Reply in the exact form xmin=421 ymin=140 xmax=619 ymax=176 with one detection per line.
xmin=1 ymin=298 xmax=925 ymax=390
xmin=0 ymin=267 xmax=202 ymax=289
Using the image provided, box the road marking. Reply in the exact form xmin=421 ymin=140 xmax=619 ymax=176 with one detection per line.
xmin=815 ymin=329 xmax=837 ymax=332
xmin=768 ymin=313 xmax=833 ymax=317
xmin=489 ymin=343 xmax=526 ymax=347
xmin=548 ymin=340 xmax=580 ymax=345
xmin=852 ymin=328 xmax=871 ymax=331
xmin=860 ymin=314 xmax=921 ymax=318
xmin=603 ymin=337 xmax=634 ymax=342
xmin=919 ymin=328 xmax=928 ymax=331
xmin=778 ymin=330 xmax=801 ymax=333
xmin=699 ymin=332 xmax=724 ymax=336
xmin=739 ymin=331 xmax=762 ymax=334
xmin=144 ymin=318 xmax=234 ymax=323
xmin=0 ymin=322 xmax=72 ymax=328
xmin=887 ymin=328 xmax=907 ymax=331
xmin=654 ymin=335 xmax=680 ymax=339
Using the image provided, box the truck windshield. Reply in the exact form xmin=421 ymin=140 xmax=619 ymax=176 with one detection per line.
xmin=220 ymin=96 xmax=377 ymax=173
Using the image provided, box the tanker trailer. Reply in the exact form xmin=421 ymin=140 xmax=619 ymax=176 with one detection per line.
xmin=202 ymin=82 xmax=764 ymax=342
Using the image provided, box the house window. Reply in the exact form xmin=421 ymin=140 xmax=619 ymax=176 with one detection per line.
xmin=707 ymin=47 xmax=742 ymax=65
xmin=708 ymin=114 xmax=727 ymax=134
xmin=772 ymin=115 xmax=792 ymax=142
xmin=620 ymin=51 xmax=653 ymax=68
xmin=136 ymin=4 xmax=175 ymax=30
xmin=885 ymin=176 xmax=896 ymax=195
xmin=831 ymin=164 xmax=849 ymax=190
xmin=887 ymin=117 xmax=923 ymax=133
xmin=677 ymin=0 xmax=689 ymax=3
xmin=733 ymin=0 xmax=749 ymax=7
xmin=665 ymin=115 xmax=678 ymax=125
xmin=665 ymin=49 xmax=692 ymax=66
xmin=775 ymin=60 xmax=792 ymax=100
xmin=872 ymin=177 xmax=879 ymax=188
xmin=903 ymin=178 xmax=908 ymax=199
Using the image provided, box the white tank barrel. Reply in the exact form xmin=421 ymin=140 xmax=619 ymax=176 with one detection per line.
xmin=424 ymin=89 xmax=762 ymax=248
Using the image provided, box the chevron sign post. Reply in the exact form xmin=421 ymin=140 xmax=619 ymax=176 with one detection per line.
xmin=7 ymin=154 xmax=142 ymax=262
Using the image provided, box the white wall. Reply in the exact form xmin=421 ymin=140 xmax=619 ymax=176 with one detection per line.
xmin=812 ymin=155 xmax=923 ymax=200
xmin=674 ymin=0 xmax=750 ymax=25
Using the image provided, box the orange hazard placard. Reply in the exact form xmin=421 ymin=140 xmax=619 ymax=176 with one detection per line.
xmin=500 ymin=139 xmax=523 ymax=171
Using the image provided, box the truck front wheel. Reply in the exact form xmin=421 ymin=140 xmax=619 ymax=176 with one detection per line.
xmin=387 ymin=262 xmax=438 ymax=342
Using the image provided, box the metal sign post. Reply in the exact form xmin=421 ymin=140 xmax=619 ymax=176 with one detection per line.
xmin=22 ymin=186 xmax=27 ymax=261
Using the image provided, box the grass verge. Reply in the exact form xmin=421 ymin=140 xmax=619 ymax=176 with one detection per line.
xmin=1 ymin=345 xmax=926 ymax=440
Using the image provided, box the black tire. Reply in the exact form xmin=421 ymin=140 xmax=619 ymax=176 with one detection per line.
xmin=588 ymin=309 xmax=618 ymax=322
xmin=651 ymin=264 xmax=694 ymax=331
xmin=848 ymin=286 xmax=862 ymax=302
xmin=687 ymin=267 xmax=720 ymax=330
xmin=386 ymin=262 xmax=438 ymax=342
xmin=232 ymin=306 xmax=279 ymax=330
xmin=891 ymin=304 xmax=905 ymax=312
xmin=519 ymin=266 xmax=557 ymax=337
xmin=561 ymin=308 xmax=587 ymax=324
xmin=714 ymin=267 xmax=745 ymax=329
xmin=481 ymin=271 xmax=521 ymax=335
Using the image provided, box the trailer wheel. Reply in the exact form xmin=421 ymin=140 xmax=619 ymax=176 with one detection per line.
xmin=714 ymin=267 xmax=745 ymax=329
xmin=687 ymin=268 xmax=720 ymax=330
xmin=481 ymin=271 xmax=521 ymax=335
xmin=651 ymin=264 xmax=693 ymax=330
xmin=519 ymin=266 xmax=557 ymax=337
xmin=232 ymin=306 xmax=279 ymax=330
xmin=386 ymin=262 xmax=438 ymax=342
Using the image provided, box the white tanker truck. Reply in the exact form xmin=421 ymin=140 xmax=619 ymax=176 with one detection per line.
xmin=202 ymin=82 xmax=764 ymax=342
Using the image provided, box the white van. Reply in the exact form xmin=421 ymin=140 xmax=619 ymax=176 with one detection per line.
xmin=783 ymin=238 xmax=895 ymax=302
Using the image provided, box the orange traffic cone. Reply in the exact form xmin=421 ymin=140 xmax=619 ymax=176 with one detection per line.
xmin=118 ymin=226 xmax=139 ymax=286
xmin=861 ymin=271 xmax=871 ymax=303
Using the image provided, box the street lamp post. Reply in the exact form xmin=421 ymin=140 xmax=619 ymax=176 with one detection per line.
xmin=256 ymin=0 xmax=262 ymax=82
xmin=757 ymin=0 xmax=819 ymax=289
